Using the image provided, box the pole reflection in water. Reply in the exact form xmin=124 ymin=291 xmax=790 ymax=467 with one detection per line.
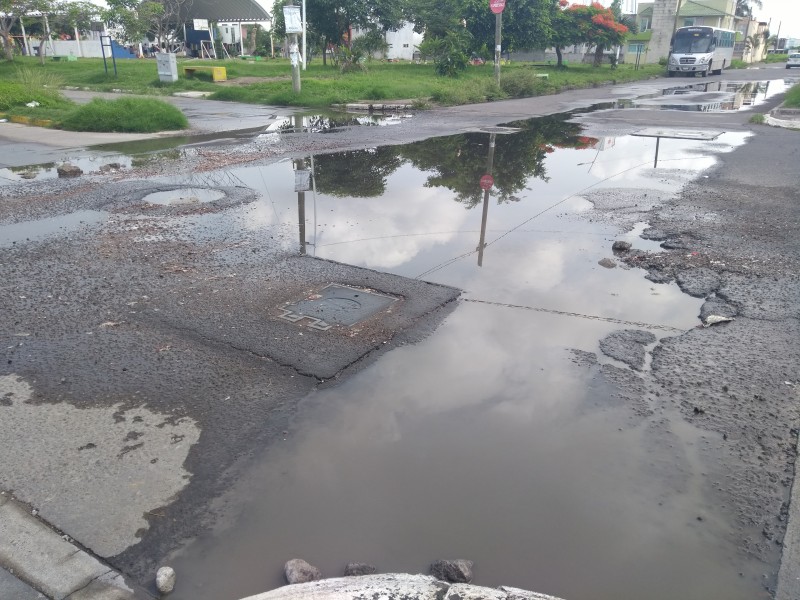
xmin=477 ymin=132 xmax=496 ymax=267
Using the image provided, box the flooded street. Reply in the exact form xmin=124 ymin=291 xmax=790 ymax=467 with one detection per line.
xmin=154 ymin=118 xmax=768 ymax=599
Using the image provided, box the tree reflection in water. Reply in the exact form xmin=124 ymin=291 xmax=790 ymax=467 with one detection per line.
xmin=312 ymin=115 xmax=597 ymax=206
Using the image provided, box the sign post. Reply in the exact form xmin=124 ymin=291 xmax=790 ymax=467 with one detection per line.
xmin=489 ymin=0 xmax=505 ymax=86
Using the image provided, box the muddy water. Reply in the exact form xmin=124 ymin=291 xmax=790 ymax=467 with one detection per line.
xmin=166 ymin=120 xmax=766 ymax=600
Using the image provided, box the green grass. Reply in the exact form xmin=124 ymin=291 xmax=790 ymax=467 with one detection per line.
xmin=730 ymin=59 xmax=748 ymax=69
xmin=0 ymin=67 xmax=70 ymax=110
xmin=784 ymin=83 xmax=800 ymax=109
xmin=0 ymin=56 xmax=664 ymax=108
xmin=749 ymin=113 xmax=765 ymax=124
xmin=763 ymin=53 xmax=789 ymax=63
xmin=60 ymin=97 xmax=189 ymax=132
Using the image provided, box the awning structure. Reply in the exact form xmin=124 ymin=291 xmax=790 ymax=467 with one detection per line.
xmin=183 ymin=0 xmax=271 ymax=22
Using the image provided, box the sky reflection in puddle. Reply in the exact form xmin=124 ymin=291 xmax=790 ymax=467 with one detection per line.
xmin=167 ymin=119 xmax=764 ymax=600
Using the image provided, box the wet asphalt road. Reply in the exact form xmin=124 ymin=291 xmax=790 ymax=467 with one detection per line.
xmin=1 ymin=63 xmax=798 ymax=597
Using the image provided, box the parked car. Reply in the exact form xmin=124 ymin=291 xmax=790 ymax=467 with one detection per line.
xmin=787 ymin=53 xmax=800 ymax=69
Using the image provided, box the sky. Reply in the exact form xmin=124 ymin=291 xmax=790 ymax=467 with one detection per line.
xmin=758 ymin=0 xmax=800 ymax=39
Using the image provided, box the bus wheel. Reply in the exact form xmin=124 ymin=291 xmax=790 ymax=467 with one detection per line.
xmin=668 ymin=70 xmax=675 ymax=77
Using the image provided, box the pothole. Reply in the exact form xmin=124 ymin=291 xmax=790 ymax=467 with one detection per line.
xmin=141 ymin=187 xmax=226 ymax=206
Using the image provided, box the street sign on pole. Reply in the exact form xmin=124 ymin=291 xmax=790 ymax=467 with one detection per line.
xmin=479 ymin=174 xmax=494 ymax=190
xmin=489 ymin=0 xmax=505 ymax=13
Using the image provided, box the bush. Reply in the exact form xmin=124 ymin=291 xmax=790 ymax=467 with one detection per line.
xmin=657 ymin=57 xmax=668 ymax=66
xmin=61 ymin=97 xmax=189 ymax=132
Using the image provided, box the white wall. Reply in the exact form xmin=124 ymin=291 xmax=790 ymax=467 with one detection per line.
xmin=384 ymin=24 xmax=423 ymax=60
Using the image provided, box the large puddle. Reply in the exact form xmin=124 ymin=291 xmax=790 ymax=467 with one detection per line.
xmin=156 ymin=117 xmax=768 ymax=599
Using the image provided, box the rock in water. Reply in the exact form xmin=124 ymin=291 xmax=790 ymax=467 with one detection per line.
xmin=598 ymin=258 xmax=616 ymax=269
xmin=344 ymin=562 xmax=377 ymax=576
xmin=284 ymin=558 xmax=322 ymax=584
xmin=430 ymin=559 xmax=474 ymax=583
xmin=156 ymin=566 xmax=176 ymax=594
xmin=703 ymin=315 xmax=734 ymax=328
xmin=57 ymin=164 xmax=83 ymax=178
xmin=612 ymin=240 xmax=632 ymax=252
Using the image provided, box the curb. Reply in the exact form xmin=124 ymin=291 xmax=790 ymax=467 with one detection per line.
xmin=776 ymin=431 xmax=800 ymax=600
xmin=0 ymin=492 xmax=152 ymax=600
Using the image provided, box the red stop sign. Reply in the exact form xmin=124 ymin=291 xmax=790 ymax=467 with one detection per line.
xmin=479 ymin=174 xmax=494 ymax=190
xmin=489 ymin=0 xmax=505 ymax=13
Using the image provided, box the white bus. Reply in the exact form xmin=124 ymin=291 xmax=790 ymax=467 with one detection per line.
xmin=667 ymin=26 xmax=735 ymax=77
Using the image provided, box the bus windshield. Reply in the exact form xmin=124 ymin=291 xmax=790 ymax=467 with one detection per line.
xmin=673 ymin=29 xmax=713 ymax=54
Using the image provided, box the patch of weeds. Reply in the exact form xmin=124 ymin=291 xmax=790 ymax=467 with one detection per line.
xmin=784 ymin=83 xmax=800 ymax=109
xmin=60 ymin=97 xmax=189 ymax=132
xmin=500 ymin=70 xmax=550 ymax=98
xmin=749 ymin=113 xmax=765 ymax=124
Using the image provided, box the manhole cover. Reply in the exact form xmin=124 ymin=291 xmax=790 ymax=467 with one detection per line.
xmin=141 ymin=187 xmax=225 ymax=206
xmin=279 ymin=284 xmax=398 ymax=330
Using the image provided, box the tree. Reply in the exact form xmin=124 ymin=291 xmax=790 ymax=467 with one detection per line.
xmin=103 ymin=0 xmax=192 ymax=49
xmin=735 ymin=0 xmax=762 ymax=18
xmin=567 ymin=1 xmax=628 ymax=67
xmin=410 ymin=0 xmax=556 ymax=57
xmin=0 ymin=0 xmax=49 ymax=60
xmin=50 ymin=0 xmax=100 ymax=39
xmin=550 ymin=0 xmax=579 ymax=68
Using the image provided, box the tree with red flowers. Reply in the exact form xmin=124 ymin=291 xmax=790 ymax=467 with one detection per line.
xmin=567 ymin=0 xmax=628 ymax=67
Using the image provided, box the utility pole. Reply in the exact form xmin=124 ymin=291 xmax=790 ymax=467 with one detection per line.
xmin=283 ymin=5 xmax=303 ymax=93
xmin=301 ymin=0 xmax=307 ymax=70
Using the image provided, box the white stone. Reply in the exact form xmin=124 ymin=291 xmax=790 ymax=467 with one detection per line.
xmin=156 ymin=566 xmax=176 ymax=594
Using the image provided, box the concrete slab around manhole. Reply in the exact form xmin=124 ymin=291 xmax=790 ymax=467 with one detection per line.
xmin=631 ymin=128 xmax=723 ymax=140
xmin=279 ymin=284 xmax=398 ymax=330
xmin=150 ymin=256 xmax=461 ymax=380
xmin=480 ymin=126 xmax=522 ymax=134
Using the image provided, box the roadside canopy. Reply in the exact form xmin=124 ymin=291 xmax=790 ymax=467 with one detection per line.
xmin=184 ymin=0 xmax=270 ymax=22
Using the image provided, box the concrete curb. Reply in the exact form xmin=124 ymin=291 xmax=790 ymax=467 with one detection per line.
xmin=0 ymin=492 xmax=151 ymax=600
xmin=776 ymin=430 xmax=800 ymax=600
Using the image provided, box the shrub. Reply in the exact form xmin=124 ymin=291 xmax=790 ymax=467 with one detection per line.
xmin=749 ymin=113 xmax=765 ymax=124
xmin=61 ymin=97 xmax=189 ymax=132
xmin=418 ymin=31 xmax=470 ymax=77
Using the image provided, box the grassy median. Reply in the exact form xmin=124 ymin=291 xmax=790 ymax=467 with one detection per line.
xmin=0 ymin=56 xmax=665 ymax=108
xmin=1 ymin=66 xmax=189 ymax=132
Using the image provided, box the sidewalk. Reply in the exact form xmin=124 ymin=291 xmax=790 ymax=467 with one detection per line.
xmin=0 ymin=492 xmax=151 ymax=600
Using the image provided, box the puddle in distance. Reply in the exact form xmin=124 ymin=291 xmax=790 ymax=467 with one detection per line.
xmin=0 ymin=210 xmax=107 ymax=248
xmin=596 ymin=79 xmax=787 ymax=113
xmin=155 ymin=116 xmax=765 ymax=600
xmin=141 ymin=187 xmax=225 ymax=206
